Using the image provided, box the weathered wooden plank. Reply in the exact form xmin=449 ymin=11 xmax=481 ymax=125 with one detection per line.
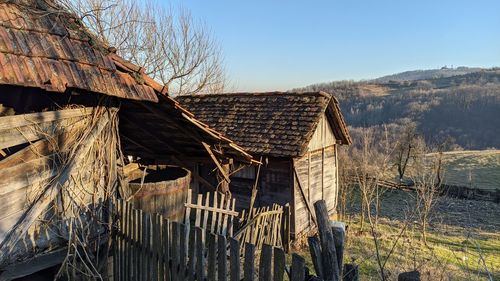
xmin=187 ymin=227 xmax=196 ymax=281
xmin=180 ymin=224 xmax=189 ymax=280
xmin=0 ymin=116 xmax=86 ymax=150
xmin=0 ymin=107 xmax=93 ymax=131
xmin=217 ymin=194 xmax=226 ymax=234
xmin=259 ymin=244 xmax=273 ymax=281
xmin=171 ymin=222 xmax=180 ymax=281
xmin=308 ymin=236 xmax=324 ymax=279
xmin=195 ymin=194 xmax=203 ymax=227
xmin=211 ymin=192 xmax=218 ymax=233
xmin=221 ymin=197 xmax=231 ymax=236
xmin=229 ymin=238 xmax=240 ymax=281
xmin=195 ymin=227 xmax=205 ymax=281
xmin=0 ymin=247 xmax=67 ymax=280
xmin=217 ymin=235 xmax=227 ymax=281
xmin=207 ymin=232 xmax=217 ymax=281
xmin=152 ymin=214 xmax=161 ymax=281
xmin=162 ymin=219 xmax=171 ymax=281
xmin=202 ymin=193 xmax=210 ymax=230
xmin=0 ymin=114 xmax=110 ymax=263
xmin=113 ymin=200 xmax=119 ymax=281
xmin=332 ymin=222 xmax=346 ymax=278
xmin=185 ymin=190 xmax=193 ymax=227
xmin=273 ymin=247 xmax=286 ymax=281
xmin=243 ymin=243 xmax=255 ymax=281
xmin=133 ymin=208 xmax=140 ymax=280
xmin=291 ymin=254 xmax=305 ymax=281
xmin=184 ymin=203 xmax=239 ymax=217
xmin=228 ymin=199 xmax=236 ymax=237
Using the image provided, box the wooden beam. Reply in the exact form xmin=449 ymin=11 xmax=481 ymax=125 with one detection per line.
xmin=202 ymin=142 xmax=230 ymax=184
xmin=119 ymin=118 xmax=217 ymax=191
xmin=293 ymin=163 xmax=317 ymax=226
xmin=0 ymin=248 xmax=67 ymax=280
xmin=0 ymin=107 xmax=93 ymax=131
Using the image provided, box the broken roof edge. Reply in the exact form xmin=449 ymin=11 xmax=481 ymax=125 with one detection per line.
xmin=156 ymin=94 xmax=258 ymax=165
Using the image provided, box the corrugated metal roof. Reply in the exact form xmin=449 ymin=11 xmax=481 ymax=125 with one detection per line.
xmin=0 ymin=2 xmax=158 ymax=102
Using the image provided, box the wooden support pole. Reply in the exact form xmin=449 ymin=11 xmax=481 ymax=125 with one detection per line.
xmin=331 ymin=221 xmax=346 ymax=278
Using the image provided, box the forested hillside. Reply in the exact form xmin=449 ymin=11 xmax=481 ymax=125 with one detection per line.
xmin=295 ymin=68 xmax=500 ymax=149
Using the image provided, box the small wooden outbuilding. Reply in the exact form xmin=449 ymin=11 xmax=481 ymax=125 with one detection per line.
xmin=177 ymin=92 xmax=352 ymax=237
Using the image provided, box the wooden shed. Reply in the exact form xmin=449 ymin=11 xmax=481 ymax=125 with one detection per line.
xmin=0 ymin=1 xmax=252 ymax=278
xmin=177 ymin=92 xmax=352 ymax=237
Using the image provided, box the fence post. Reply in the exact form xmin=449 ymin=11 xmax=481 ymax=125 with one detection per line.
xmin=331 ymin=221 xmax=345 ymax=278
xmin=313 ymin=200 xmax=340 ymax=281
xmin=343 ymin=264 xmax=359 ymax=281
xmin=290 ymin=254 xmax=305 ymax=281
xmin=282 ymin=204 xmax=291 ymax=253
xmin=398 ymin=271 xmax=420 ymax=281
xmin=243 ymin=243 xmax=255 ymax=281
xmin=308 ymin=236 xmax=324 ymax=279
xmin=273 ymin=247 xmax=286 ymax=281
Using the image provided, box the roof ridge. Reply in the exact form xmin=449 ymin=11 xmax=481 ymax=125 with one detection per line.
xmin=177 ymin=91 xmax=333 ymax=98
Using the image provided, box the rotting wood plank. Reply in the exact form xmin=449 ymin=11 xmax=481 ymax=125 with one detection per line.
xmin=293 ymin=164 xmax=317 ymax=225
xmin=217 ymin=235 xmax=227 ymax=281
xmin=259 ymin=244 xmax=273 ymax=281
xmin=0 ymin=114 xmax=110 ymax=261
xmin=291 ymin=254 xmax=305 ymax=281
xmin=184 ymin=203 xmax=239 ymax=217
xmin=229 ymin=238 xmax=240 ymax=281
xmin=207 ymin=232 xmax=217 ymax=281
xmin=273 ymin=247 xmax=286 ymax=281
xmin=0 ymin=107 xmax=93 ymax=131
xmin=195 ymin=227 xmax=205 ymax=281
xmin=0 ymin=247 xmax=67 ymax=281
xmin=243 ymin=243 xmax=255 ymax=281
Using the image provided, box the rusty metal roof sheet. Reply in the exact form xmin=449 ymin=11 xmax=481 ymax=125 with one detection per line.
xmin=0 ymin=1 xmax=158 ymax=102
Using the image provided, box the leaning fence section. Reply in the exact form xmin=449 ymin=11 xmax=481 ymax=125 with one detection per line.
xmin=236 ymin=203 xmax=290 ymax=253
xmin=113 ymin=198 xmax=307 ymax=281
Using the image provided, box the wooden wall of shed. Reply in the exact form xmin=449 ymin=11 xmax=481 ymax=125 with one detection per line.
xmin=307 ymin=113 xmax=336 ymax=151
xmin=292 ymin=145 xmax=337 ymax=236
xmin=230 ymin=158 xmax=292 ymax=211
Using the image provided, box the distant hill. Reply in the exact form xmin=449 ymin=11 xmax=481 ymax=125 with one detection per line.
xmin=294 ymin=68 xmax=500 ymax=150
xmin=372 ymin=67 xmax=484 ymax=83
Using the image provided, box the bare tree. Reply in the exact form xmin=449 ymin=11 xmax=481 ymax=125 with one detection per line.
xmin=412 ymin=145 xmax=444 ymax=244
xmin=394 ymin=122 xmax=420 ymax=182
xmin=350 ymin=127 xmax=396 ymax=281
xmin=61 ymin=0 xmax=226 ymax=95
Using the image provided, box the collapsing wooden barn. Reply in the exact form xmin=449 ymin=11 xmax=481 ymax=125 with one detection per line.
xmin=0 ymin=0 xmax=253 ymax=278
xmin=177 ymin=92 xmax=352 ymax=237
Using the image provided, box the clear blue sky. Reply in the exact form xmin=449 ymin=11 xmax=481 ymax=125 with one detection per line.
xmin=167 ymin=0 xmax=500 ymax=91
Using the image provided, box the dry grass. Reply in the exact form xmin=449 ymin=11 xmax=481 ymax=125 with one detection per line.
xmin=293 ymin=189 xmax=500 ymax=280
xmin=426 ymin=150 xmax=500 ymax=191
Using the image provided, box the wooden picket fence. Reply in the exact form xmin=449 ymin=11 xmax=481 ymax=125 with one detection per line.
xmin=184 ymin=189 xmax=238 ymax=236
xmin=183 ymin=189 xmax=290 ymax=252
xmin=112 ymin=198 xmax=309 ymax=281
xmin=235 ymin=204 xmax=291 ymax=253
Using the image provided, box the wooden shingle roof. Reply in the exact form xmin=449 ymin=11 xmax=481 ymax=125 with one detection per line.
xmin=0 ymin=0 xmax=164 ymax=101
xmin=176 ymin=92 xmax=351 ymax=157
